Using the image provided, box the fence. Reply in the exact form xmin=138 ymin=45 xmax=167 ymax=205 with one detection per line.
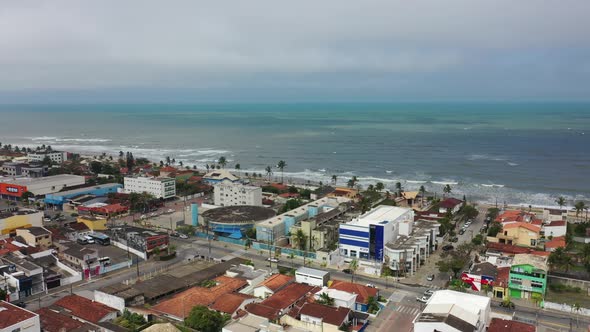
xmin=252 ymin=242 xmax=316 ymax=259
xmin=544 ymin=301 xmax=590 ymax=316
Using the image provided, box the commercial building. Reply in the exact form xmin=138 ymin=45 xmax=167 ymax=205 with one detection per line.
xmin=27 ymin=150 xmax=68 ymax=164
xmin=214 ymin=181 xmax=262 ymax=206
xmin=124 ymin=176 xmax=176 ymax=199
xmin=1 ymin=252 xmax=46 ymax=298
xmin=0 ymin=301 xmax=40 ymax=332
xmin=77 ymin=215 xmax=108 ymax=231
xmin=289 ymin=204 xmax=349 ymax=252
xmin=508 ymin=254 xmax=548 ymax=300
xmin=0 ymin=209 xmax=43 ymax=235
xmin=1 ymin=162 xmax=27 ymax=176
xmin=339 ymin=206 xmax=414 ymax=262
xmin=295 ymin=267 xmax=329 ymax=287
xmin=413 ymin=290 xmax=491 ymax=332
xmin=0 ymin=174 xmax=85 ymax=198
xmin=202 ymin=205 xmax=275 ymax=239
xmin=44 ymin=183 xmax=122 ymax=207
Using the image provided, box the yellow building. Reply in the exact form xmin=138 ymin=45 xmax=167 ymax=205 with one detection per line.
xmin=15 ymin=227 xmax=53 ymax=250
xmin=489 ymin=222 xmax=541 ymax=248
xmin=0 ymin=210 xmax=43 ymax=235
xmin=77 ymin=215 xmax=108 ymax=231
xmin=327 ymin=187 xmax=358 ymax=200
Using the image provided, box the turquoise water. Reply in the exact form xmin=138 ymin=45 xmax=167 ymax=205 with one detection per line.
xmin=0 ymin=102 xmax=588 ymax=206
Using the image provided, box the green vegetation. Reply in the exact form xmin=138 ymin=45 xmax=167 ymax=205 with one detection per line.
xmin=487 ymin=221 xmax=502 ymax=237
xmin=184 ymin=305 xmax=229 ymax=332
xmin=461 ymin=205 xmax=479 ymax=220
xmin=176 ymin=225 xmax=195 ymax=235
xmin=114 ymin=309 xmax=147 ymax=331
xmin=548 ymin=247 xmax=573 ymax=272
xmin=437 ymin=243 xmax=474 ymax=278
xmin=471 ymin=234 xmax=484 ymax=246
xmin=367 ymin=296 xmax=380 ymax=314
xmin=486 ymin=207 xmax=500 ymax=221
xmin=316 ymin=292 xmax=335 ymax=306
xmin=438 ymin=217 xmax=454 ymax=236
xmin=294 ymin=229 xmax=308 ymax=251
xmin=279 ymin=198 xmax=303 ymax=213
xmin=277 ymin=160 xmax=287 ymax=183
xmin=199 ymin=279 xmax=217 ymax=288
xmin=261 ymin=185 xmax=280 ymax=194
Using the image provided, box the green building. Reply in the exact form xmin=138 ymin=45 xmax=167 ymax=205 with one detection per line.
xmin=508 ymin=253 xmax=548 ymax=300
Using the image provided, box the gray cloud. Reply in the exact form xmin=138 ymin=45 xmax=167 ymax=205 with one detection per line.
xmin=0 ymin=0 xmax=589 ymax=100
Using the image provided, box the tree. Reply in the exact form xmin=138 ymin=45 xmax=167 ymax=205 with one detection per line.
xmin=395 ymin=182 xmax=403 ymax=196
xmin=419 ymin=185 xmax=426 ymax=206
xmin=90 ymin=161 xmax=103 ymax=174
xmin=41 ymin=156 xmax=52 ymax=166
xmin=277 ymin=160 xmax=287 ymax=183
xmin=331 ymin=175 xmax=338 ymax=185
xmin=487 ymin=221 xmax=502 ymax=237
xmin=349 ymin=258 xmax=358 ymax=283
xmin=265 ymin=166 xmax=273 ymax=181
xmin=119 ymin=151 xmax=124 ymax=158
xmin=375 ymin=182 xmax=385 ymax=191
xmin=461 ymin=205 xmax=479 ymax=220
xmin=294 ymin=229 xmax=307 ymax=251
xmin=235 ymin=163 xmax=241 ymax=171
xmin=437 ymin=243 xmax=473 ymax=278
xmin=575 ymin=201 xmax=587 ymax=219
xmin=471 ymin=234 xmax=484 ymax=246
xmin=443 ymin=184 xmax=452 ymax=197
xmin=556 ymin=196 xmax=566 ymax=211
xmin=184 ymin=305 xmax=229 ymax=332
xmin=317 ymin=292 xmax=335 ymax=306
xmin=367 ymin=296 xmax=380 ymax=314
xmin=280 ymin=199 xmax=302 ymax=213
xmin=358 ymin=197 xmax=372 ymax=214
xmin=115 ymin=309 xmax=146 ymax=330
xmin=179 ymin=161 xmax=183 ymax=167
xmin=347 ymin=176 xmax=358 ymax=189
xmin=218 ymin=156 xmax=227 ymax=168
xmin=21 ymin=191 xmax=34 ymax=204
xmin=166 ymin=156 xmax=171 ymax=164
xmin=548 ymin=247 xmax=573 ymax=272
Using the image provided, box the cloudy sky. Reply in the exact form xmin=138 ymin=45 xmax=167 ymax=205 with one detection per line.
xmin=1 ymin=1 xmax=589 ymax=102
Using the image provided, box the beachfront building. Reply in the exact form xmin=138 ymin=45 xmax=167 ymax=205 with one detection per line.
xmin=413 ymin=290 xmax=491 ymax=332
xmin=488 ymin=222 xmax=541 ymax=248
xmin=27 ymin=150 xmax=68 ymax=164
xmin=203 ymin=170 xmax=239 ymax=184
xmin=508 ymin=254 xmax=548 ymax=300
xmin=124 ymin=176 xmax=176 ymax=199
xmin=339 ymin=206 xmax=413 ymax=263
xmin=289 ymin=203 xmax=349 ymax=251
xmin=0 ymin=174 xmax=86 ymax=199
xmin=214 ymin=181 xmax=262 ymax=207
xmin=438 ymin=197 xmax=463 ymax=214
xmin=256 ymin=196 xmax=349 ymax=244
xmin=383 ymin=219 xmax=440 ymax=276
xmin=44 ymin=183 xmax=122 ymax=208
xmin=542 ymin=220 xmax=567 ymax=237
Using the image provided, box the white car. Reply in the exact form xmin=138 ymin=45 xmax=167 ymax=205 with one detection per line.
xmin=140 ymin=215 xmax=147 ymax=220
xmin=424 ymin=289 xmax=434 ymax=296
xmin=167 ymin=209 xmax=174 ymax=213
xmin=366 ymin=283 xmax=376 ymax=288
xmin=416 ymin=296 xmax=429 ymax=303
xmin=267 ymin=257 xmax=279 ymax=263
xmin=179 ymin=233 xmax=189 ymax=239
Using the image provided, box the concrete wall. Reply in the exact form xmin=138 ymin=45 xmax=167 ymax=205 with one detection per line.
xmin=94 ymin=290 xmax=126 ymax=312
xmin=544 ymin=301 xmax=590 ymax=316
xmin=548 ymin=274 xmax=590 ymax=291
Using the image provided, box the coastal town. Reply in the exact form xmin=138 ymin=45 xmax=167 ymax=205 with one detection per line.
xmin=0 ymin=144 xmax=589 ymax=332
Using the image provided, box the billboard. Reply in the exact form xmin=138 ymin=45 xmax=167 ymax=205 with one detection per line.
xmin=0 ymin=183 xmax=27 ymax=197
xmin=461 ymin=272 xmax=495 ymax=291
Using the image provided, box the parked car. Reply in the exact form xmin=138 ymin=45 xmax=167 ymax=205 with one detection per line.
xmin=442 ymin=244 xmax=454 ymax=251
xmin=342 ymin=268 xmax=352 ymax=274
xmin=424 ymin=289 xmax=434 ymax=296
xmin=450 ymin=237 xmax=458 ymax=242
xmin=426 ymin=274 xmax=435 ymax=281
xmin=366 ymin=283 xmax=376 ymax=288
xmin=170 ymin=232 xmax=180 ymax=237
xmin=416 ymin=296 xmax=429 ymax=303
xmin=178 ymin=233 xmax=189 ymax=239
xmin=459 ymin=229 xmax=466 ymax=235
xmin=16 ymin=302 xmax=26 ymax=308
xmin=267 ymin=257 xmax=279 ymax=263
xmin=167 ymin=209 xmax=175 ymax=213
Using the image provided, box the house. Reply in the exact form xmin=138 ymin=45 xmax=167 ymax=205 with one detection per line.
xmin=328 ymin=280 xmax=378 ymax=312
xmin=0 ymin=301 xmax=40 ymax=332
xmin=489 ymin=222 xmax=541 ymax=248
xmin=151 ymin=276 xmax=248 ymax=320
xmin=462 ymin=262 xmax=497 ymax=292
xmin=53 ymin=294 xmax=118 ymax=324
xmin=495 ymin=210 xmax=536 ymax=224
xmin=488 ymin=318 xmax=536 ymax=332
xmin=1 ymin=252 xmax=46 ymax=298
xmin=282 ymin=302 xmax=351 ymax=332
xmin=492 ymin=267 xmax=511 ymax=300
xmin=36 ymin=307 xmax=96 ymax=332
xmin=544 ymin=236 xmax=566 ymax=252
xmin=210 ymin=293 xmax=258 ymax=317
xmin=327 ymin=187 xmax=358 ymax=200
xmin=15 ymin=227 xmax=52 ymax=249
xmin=203 ymin=170 xmax=239 ymax=184
xmin=543 ymin=220 xmax=567 ymax=237
xmin=245 ymin=283 xmax=316 ymax=321
xmin=223 ymin=313 xmax=288 ymax=332
xmin=314 ymin=287 xmax=357 ymax=309
xmin=253 ymin=273 xmax=294 ymax=299
xmin=508 ymin=254 xmax=548 ymax=300
xmin=438 ymin=198 xmax=463 ymax=214
xmin=413 ymin=290 xmax=491 ymax=332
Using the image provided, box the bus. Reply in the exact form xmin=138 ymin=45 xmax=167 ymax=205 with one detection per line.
xmin=88 ymin=232 xmax=110 ymax=246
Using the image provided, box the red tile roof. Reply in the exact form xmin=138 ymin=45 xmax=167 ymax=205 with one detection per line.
xmin=531 ymin=219 xmax=543 ymax=226
xmin=37 ymin=307 xmax=85 ymax=332
xmin=260 ymin=283 xmax=315 ymax=310
xmin=531 ymin=251 xmax=551 ymax=257
xmin=439 ymin=198 xmax=463 ymax=209
xmin=496 ymin=210 xmax=535 ymax=224
xmin=545 ymin=236 xmax=566 ymax=249
xmin=503 ymin=222 xmax=540 ymax=233
xmin=279 ymin=193 xmax=300 ymax=198
xmin=495 ymin=267 xmax=510 ymax=288
xmin=152 ymin=276 xmax=248 ymax=319
xmin=299 ymin=303 xmax=350 ymax=326
xmin=244 ymin=303 xmax=280 ymax=320
xmin=0 ymin=301 xmax=37 ymax=329
xmin=488 ymin=318 xmax=536 ymax=332
xmin=547 ymin=220 xmax=566 ymax=227
xmin=329 ymin=280 xmax=378 ymax=305
xmin=486 ymin=242 xmax=531 ymax=254
xmin=0 ymin=239 xmax=22 ymax=256
xmin=270 ymin=183 xmax=288 ymax=191
xmin=53 ymin=295 xmax=117 ymax=323
xmin=210 ymin=293 xmax=254 ymax=315
xmin=259 ymin=274 xmax=294 ymax=292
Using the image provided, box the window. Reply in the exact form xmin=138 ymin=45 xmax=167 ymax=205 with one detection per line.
xmin=531 ymin=281 xmax=544 ymax=288
xmin=350 ymin=250 xmax=357 ymax=257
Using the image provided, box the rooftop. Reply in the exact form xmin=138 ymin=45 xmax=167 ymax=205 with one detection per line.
xmin=328 ymin=280 xmax=378 ymax=305
xmin=347 ymin=205 xmax=412 ymax=227
xmin=258 ymin=273 xmax=294 ymax=292
xmin=296 ymin=267 xmax=329 ymax=278
xmin=210 ymin=293 xmax=255 ymax=314
xmin=488 ymin=318 xmax=536 ymax=332
xmin=227 ymin=264 xmax=267 ymax=281
xmin=260 ymin=283 xmax=316 ymax=310
xmin=439 ymin=197 xmax=463 ymax=209
xmin=36 ymin=307 xmax=87 ymax=332
xmin=202 ymin=205 xmax=276 ymax=224
xmin=0 ymin=301 xmax=38 ymax=329
xmin=0 ymin=174 xmax=84 ymax=186
xmin=512 ymin=253 xmax=548 ymax=271
xmin=471 ymin=262 xmax=498 ymax=278
xmin=546 ymin=220 xmax=566 ymax=227
xmin=503 ymin=222 xmax=541 ymax=233
xmin=45 ymin=183 xmax=122 ymax=198
xmin=20 ymin=226 xmax=51 ymax=236
xmin=299 ymin=303 xmax=350 ymax=326
xmin=385 ymin=235 xmax=418 ymax=251
xmin=204 ymin=170 xmax=239 ymax=181
xmin=53 ymin=294 xmax=117 ymax=323
xmin=545 ymin=236 xmax=566 ymax=249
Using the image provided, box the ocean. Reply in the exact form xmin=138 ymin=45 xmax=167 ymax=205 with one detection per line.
xmin=0 ymin=102 xmax=588 ymax=206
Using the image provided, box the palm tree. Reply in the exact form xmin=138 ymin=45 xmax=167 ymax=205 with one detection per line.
xmin=347 ymin=176 xmax=358 ymax=188
xmin=349 ymin=258 xmax=358 ymax=283
xmin=265 ymin=166 xmax=273 ymax=181
xmin=367 ymin=184 xmax=375 ymax=192
xmin=419 ymin=185 xmax=426 ymax=206
xmin=575 ymin=201 xmax=587 ymax=219
xmin=556 ymin=196 xmax=566 ymax=211
xmin=234 ymin=164 xmax=241 ymax=171
xmin=359 ymin=197 xmax=372 ymax=214
xmin=395 ymin=182 xmax=403 ymax=196
xmin=218 ymin=156 xmax=227 ymax=168
xmin=294 ymin=229 xmax=307 ymax=251
xmin=289 ymin=252 xmax=295 ymax=268
xmin=331 ymin=175 xmax=338 ymax=186
xmin=375 ymin=182 xmax=385 ymax=191
xmin=443 ymin=184 xmax=452 ymax=198
xmin=317 ymin=292 xmax=335 ymax=306
xmin=277 ymin=160 xmax=287 ymax=183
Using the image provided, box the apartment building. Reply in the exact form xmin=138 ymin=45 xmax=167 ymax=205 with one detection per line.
xmin=124 ymin=176 xmax=176 ymax=199
xmin=214 ymin=181 xmax=262 ymax=206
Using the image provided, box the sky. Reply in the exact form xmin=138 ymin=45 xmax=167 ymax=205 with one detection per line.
xmin=1 ymin=0 xmax=589 ymax=103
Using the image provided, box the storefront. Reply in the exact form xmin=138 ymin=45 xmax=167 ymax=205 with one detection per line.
xmin=0 ymin=183 xmax=27 ymax=199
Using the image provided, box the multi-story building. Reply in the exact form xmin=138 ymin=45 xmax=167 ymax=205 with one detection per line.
xmin=124 ymin=176 xmax=176 ymax=199
xmin=15 ymin=227 xmax=52 ymax=250
xmin=0 ymin=162 xmax=28 ymax=176
xmin=214 ymin=181 xmax=262 ymax=206
xmin=339 ymin=206 xmax=414 ymax=262
xmin=508 ymin=254 xmax=548 ymax=300
xmin=27 ymin=150 xmax=68 ymax=164
xmin=384 ymin=219 xmax=440 ymax=276
xmin=489 ymin=222 xmax=541 ymax=248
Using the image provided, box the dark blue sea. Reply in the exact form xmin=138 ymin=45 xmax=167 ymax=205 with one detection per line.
xmin=1 ymin=102 xmax=588 ymax=206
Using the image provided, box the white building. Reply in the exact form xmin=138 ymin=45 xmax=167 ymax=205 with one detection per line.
xmin=124 ymin=176 xmax=176 ymax=199
xmin=0 ymin=301 xmax=40 ymax=332
xmin=214 ymin=181 xmax=262 ymax=207
xmin=295 ymin=267 xmax=329 ymax=287
xmin=314 ymin=287 xmax=357 ymax=309
xmin=339 ymin=206 xmax=414 ymax=262
xmin=27 ymin=150 xmax=67 ymax=164
xmin=414 ymin=290 xmax=491 ymax=332
xmin=542 ymin=220 xmax=567 ymax=237
xmin=384 ymin=219 xmax=440 ymax=276
xmin=0 ymin=174 xmax=86 ymax=197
